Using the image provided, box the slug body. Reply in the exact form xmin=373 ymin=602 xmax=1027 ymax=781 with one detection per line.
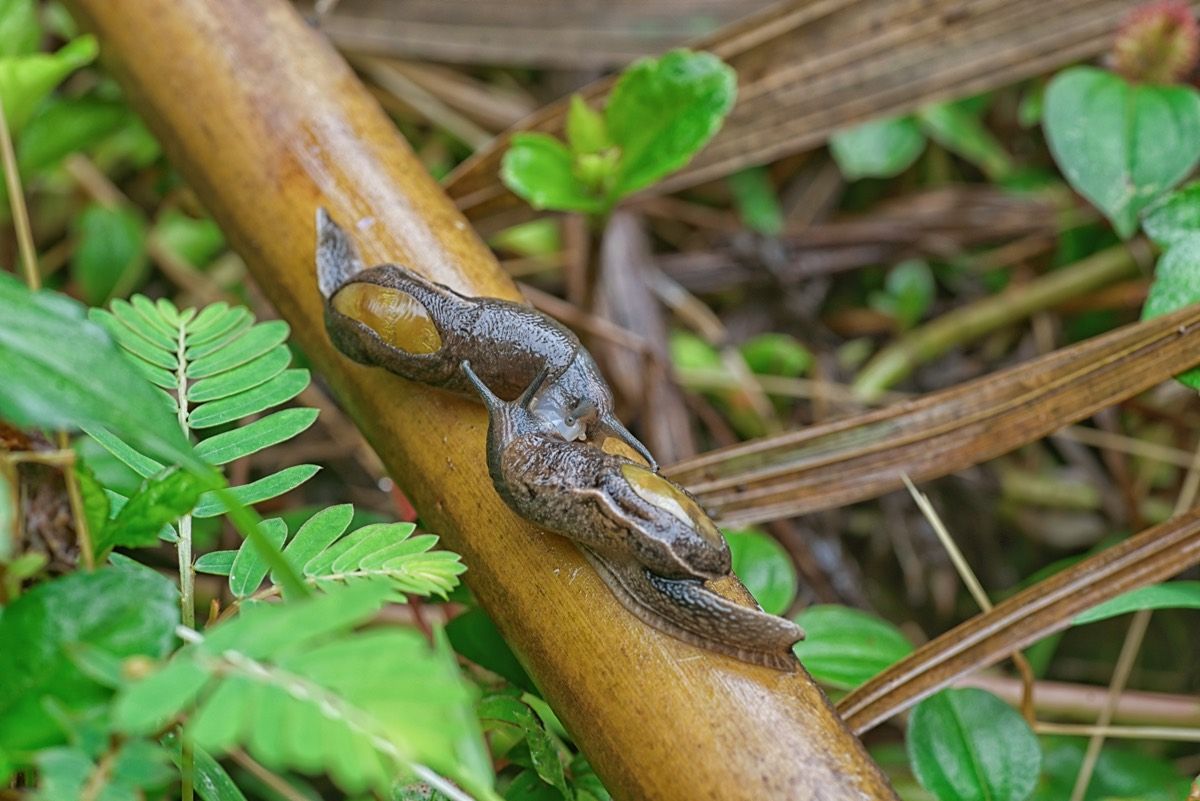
xmin=462 ymin=361 xmax=803 ymax=670
xmin=316 ymin=209 xmax=655 ymax=468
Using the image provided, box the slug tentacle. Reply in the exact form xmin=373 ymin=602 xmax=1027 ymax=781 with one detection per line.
xmin=318 ymin=209 xmax=657 ymax=468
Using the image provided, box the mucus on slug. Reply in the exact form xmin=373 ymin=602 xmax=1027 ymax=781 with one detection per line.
xmin=316 ymin=208 xmax=656 ymax=469
xmin=461 ymin=359 xmax=802 ymax=669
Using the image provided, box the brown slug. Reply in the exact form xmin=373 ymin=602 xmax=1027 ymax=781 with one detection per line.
xmin=461 ymin=360 xmax=804 ymax=670
xmin=316 ymin=209 xmax=656 ymax=469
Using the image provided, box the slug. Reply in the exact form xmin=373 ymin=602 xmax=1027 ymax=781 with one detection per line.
xmin=316 ymin=209 xmax=656 ymax=469
xmin=461 ymin=359 xmax=804 ymax=670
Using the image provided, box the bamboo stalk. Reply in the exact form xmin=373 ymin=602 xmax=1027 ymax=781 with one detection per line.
xmin=63 ymin=1 xmax=896 ymax=798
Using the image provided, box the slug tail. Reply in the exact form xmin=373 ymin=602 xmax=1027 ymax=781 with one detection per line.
xmin=315 ymin=207 xmax=364 ymax=298
xmin=583 ymin=548 xmax=803 ymax=672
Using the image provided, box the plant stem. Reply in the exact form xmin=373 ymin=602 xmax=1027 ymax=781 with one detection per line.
xmin=854 ymin=243 xmax=1144 ymax=400
xmin=174 ymin=318 xmax=195 ymax=629
xmin=0 ymin=93 xmax=39 ymax=289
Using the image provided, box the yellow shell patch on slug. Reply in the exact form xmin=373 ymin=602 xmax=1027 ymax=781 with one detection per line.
xmin=332 ymin=283 xmax=442 ymax=354
xmin=620 ymin=464 xmax=725 ymax=549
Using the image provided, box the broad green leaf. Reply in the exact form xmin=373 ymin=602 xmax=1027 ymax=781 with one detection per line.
xmin=605 ymin=48 xmax=736 ymax=197
xmin=100 ymin=470 xmax=205 ymax=553
xmin=908 ymin=688 xmax=1040 ymax=801
xmin=566 ymin=93 xmax=610 ymax=155
xmin=1143 ymin=182 xmax=1200 ymax=247
xmin=1044 ymin=67 xmax=1200 ymax=238
xmin=0 ymin=566 xmax=178 ymax=754
xmin=229 ymin=517 xmax=288 ymax=598
xmin=918 ymin=100 xmax=1013 ymax=180
xmin=728 ymin=167 xmax=783 ymax=236
xmin=0 ymin=274 xmax=200 ymax=472
xmin=1142 ymin=236 xmax=1200 ymax=388
xmin=724 ymin=528 xmax=796 ymax=615
xmin=188 ymin=369 xmax=309 ymax=428
xmin=446 ymin=608 xmax=536 ymax=694
xmin=739 ymin=333 xmax=812 ymax=377
xmin=194 ymin=549 xmax=237 ymax=576
xmin=194 ymin=408 xmax=319 ymax=465
xmin=501 ymin=132 xmax=607 ymax=213
xmin=1034 ymin=739 xmax=1189 ymax=801
xmin=478 ymin=695 xmax=569 ymax=800
xmin=1074 ymin=580 xmax=1200 ymax=624
xmin=793 ymin=605 xmax=913 ymax=689
xmin=187 ymin=345 xmax=291 ymax=403
xmin=0 ymin=0 xmax=40 ymax=58
xmin=871 ymin=259 xmax=936 ymax=330
xmin=153 ymin=209 xmax=225 ymax=268
xmin=17 ymin=96 xmax=129 ymax=174
xmin=0 ymin=35 xmax=97 ymax=133
xmin=830 ymin=116 xmax=926 ymax=179
xmin=192 ymin=464 xmax=320 ymax=517
xmin=187 ymin=320 xmax=289 ymax=377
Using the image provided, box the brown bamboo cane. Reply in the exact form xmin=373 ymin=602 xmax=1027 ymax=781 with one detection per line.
xmin=62 ymin=1 xmax=898 ymax=798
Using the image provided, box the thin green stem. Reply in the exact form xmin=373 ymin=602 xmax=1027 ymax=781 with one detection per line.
xmin=174 ymin=317 xmax=196 ymax=629
xmin=853 ymin=243 xmax=1144 ymax=400
xmin=0 ymin=92 xmax=38 ymax=289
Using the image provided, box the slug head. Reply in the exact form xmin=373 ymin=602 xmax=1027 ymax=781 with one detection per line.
xmin=460 ymin=360 xmax=556 ymax=452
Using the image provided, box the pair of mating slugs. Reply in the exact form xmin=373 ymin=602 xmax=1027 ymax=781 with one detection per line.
xmin=315 ymin=209 xmax=803 ymax=671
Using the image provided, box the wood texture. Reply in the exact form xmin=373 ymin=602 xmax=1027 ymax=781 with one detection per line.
xmin=63 ymin=1 xmax=897 ymax=798
xmin=444 ymin=0 xmax=1199 ymax=222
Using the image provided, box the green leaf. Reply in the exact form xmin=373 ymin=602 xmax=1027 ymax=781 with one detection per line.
xmin=1033 ymin=739 xmax=1189 ymax=801
xmin=0 ymin=274 xmax=201 ymax=472
xmin=479 ymin=695 xmax=569 ymax=800
xmin=1144 ymin=181 xmax=1200 ymax=247
xmin=907 ymin=688 xmax=1040 ymax=801
xmin=192 ymin=465 xmax=320 ymax=517
xmin=194 ymin=408 xmax=319 ymax=465
xmin=153 ymin=209 xmax=225 ymax=268
xmin=0 ymin=567 xmax=178 ymax=754
xmin=723 ymin=528 xmax=796 ymax=615
xmin=566 ymin=94 xmax=610 ymax=155
xmin=1074 ymin=580 xmax=1200 ymax=625
xmin=90 ymin=307 xmax=177 ymax=371
xmin=100 ymin=470 xmax=205 ymax=553
xmin=74 ymin=461 xmax=109 ymax=553
xmin=0 ymin=35 xmax=97 ymax=133
xmin=117 ymin=583 xmax=494 ymax=799
xmin=830 ymin=116 xmax=926 ymax=179
xmin=0 ymin=465 xmax=15 ymax=562
xmin=280 ymin=503 xmax=354 ymax=576
xmin=0 ymin=0 xmax=41 ymax=58
xmin=187 ymin=320 xmax=290 ymax=377
xmin=792 ymin=605 xmax=913 ymax=689
xmin=17 ymin=96 xmax=129 ymax=174
xmin=186 ymin=307 xmax=251 ymax=349
xmin=83 ymin=424 xmax=164 ymax=479
xmin=188 ymin=369 xmax=309 ymax=428
xmin=71 ymin=204 xmax=150 ymax=305
xmin=739 ymin=333 xmax=812 ymax=377
xmin=446 ymin=608 xmax=536 ymax=694
xmin=871 ymin=259 xmax=936 ymax=330
xmin=1141 ymin=236 xmax=1200 ymax=388
xmin=605 ymin=48 xmax=736 ymax=197
xmin=728 ymin=167 xmax=783 ymax=236
xmin=194 ymin=549 xmax=237 ymax=576
xmin=501 ymin=132 xmax=607 ymax=213
xmin=918 ymin=99 xmax=1014 ymax=180
xmin=187 ymin=345 xmax=291 ymax=403
xmin=108 ymin=297 xmax=177 ymax=351
xmin=165 ymin=734 xmax=249 ymax=801
xmin=229 ymin=517 xmax=288 ymax=598
xmin=1044 ymin=67 xmax=1200 ymax=238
